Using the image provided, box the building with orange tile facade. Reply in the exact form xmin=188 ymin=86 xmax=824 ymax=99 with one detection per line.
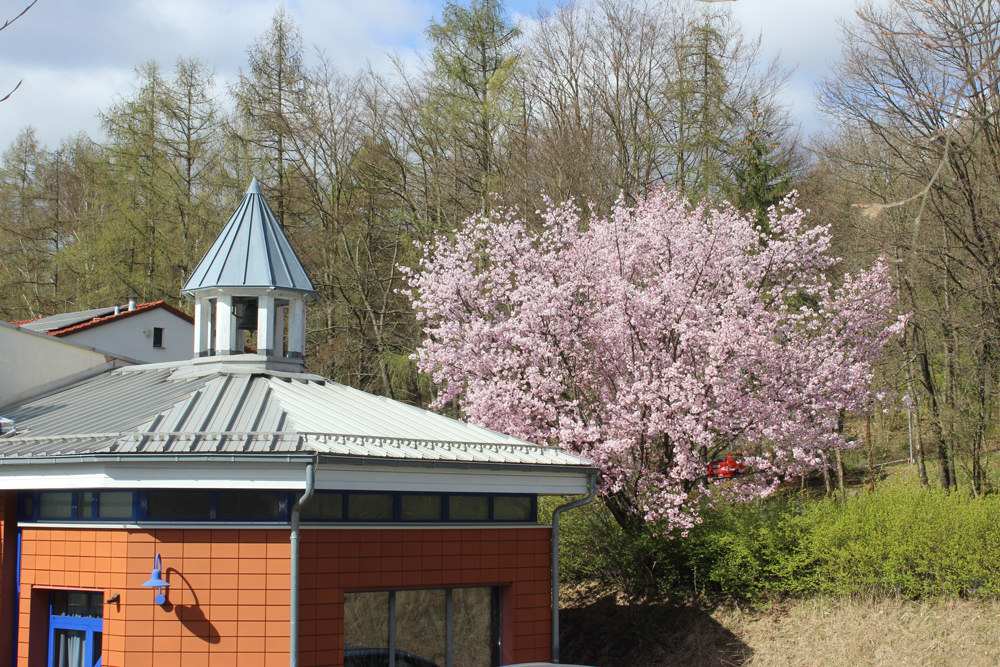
xmin=0 ymin=181 xmax=594 ymax=667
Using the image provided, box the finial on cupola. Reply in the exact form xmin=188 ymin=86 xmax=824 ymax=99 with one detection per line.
xmin=181 ymin=179 xmax=317 ymax=370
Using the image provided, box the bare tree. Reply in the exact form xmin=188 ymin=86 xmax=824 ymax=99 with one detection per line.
xmin=819 ymin=0 xmax=1000 ymax=493
xmin=0 ymin=0 xmax=38 ymax=102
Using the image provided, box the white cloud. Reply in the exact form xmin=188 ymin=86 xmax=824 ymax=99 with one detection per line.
xmin=0 ymin=0 xmax=891 ymax=148
xmin=729 ymin=0 xmax=893 ymax=137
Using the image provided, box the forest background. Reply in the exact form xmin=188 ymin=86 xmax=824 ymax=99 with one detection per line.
xmin=3 ymin=0 xmax=1000 ymax=607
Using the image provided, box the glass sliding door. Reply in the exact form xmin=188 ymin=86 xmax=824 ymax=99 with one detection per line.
xmin=344 ymin=587 xmax=499 ymax=667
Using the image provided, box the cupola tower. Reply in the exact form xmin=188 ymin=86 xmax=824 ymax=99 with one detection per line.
xmin=182 ymin=178 xmax=317 ymax=370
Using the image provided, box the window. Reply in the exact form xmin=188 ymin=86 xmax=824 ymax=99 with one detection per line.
xmin=348 ymin=493 xmax=394 ymax=521
xmin=152 ymin=327 xmax=164 ymax=348
xmin=300 ymin=492 xmax=343 ymax=520
xmin=449 ymin=495 xmax=488 ymax=522
xmin=48 ymin=590 xmax=103 ymax=667
xmin=39 ymin=492 xmax=73 ymax=520
xmin=401 ymin=494 xmax=442 ymax=521
xmin=21 ymin=490 xmax=537 ymax=525
xmin=146 ymin=491 xmax=212 ymax=521
xmin=493 ymin=496 xmax=533 ymax=522
xmin=98 ymin=492 xmax=132 ymax=519
xmin=216 ymin=491 xmax=283 ymax=521
xmin=344 ymin=588 xmax=499 ymax=667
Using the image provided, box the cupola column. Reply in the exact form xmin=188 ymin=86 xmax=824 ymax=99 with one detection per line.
xmin=193 ymin=297 xmax=208 ymax=356
xmin=215 ymin=294 xmax=236 ymax=355
xmin=256 ymin=295 xmax=275 ymax=357
xmin=288 ymin=298 xmax=306 ymax=360
xmin=274 ymin=303 xmax=287 ymax=358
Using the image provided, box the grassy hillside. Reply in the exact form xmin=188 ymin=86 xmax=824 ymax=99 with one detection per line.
xmin=560 ymin=588 xmax=1000 ymax=666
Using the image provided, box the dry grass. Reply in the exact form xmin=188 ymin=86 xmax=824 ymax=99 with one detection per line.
xmin=560 ymin=585 xmax=1000 ymax=667
xmin=722 ymin=597 xmax=1000 ymax=667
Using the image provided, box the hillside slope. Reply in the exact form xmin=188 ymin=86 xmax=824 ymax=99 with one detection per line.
xmin=560 ymin=587 xmax=1000 ymax=666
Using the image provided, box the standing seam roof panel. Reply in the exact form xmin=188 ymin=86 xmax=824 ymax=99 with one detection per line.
xmin=268 ymin=377 xmax=526 ymax=446
xmin=0 ymin=364 xmax=593 ymax=466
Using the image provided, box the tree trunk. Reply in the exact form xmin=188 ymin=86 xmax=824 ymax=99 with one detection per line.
xmin=916 ymin=329 xmax=953 ymax=490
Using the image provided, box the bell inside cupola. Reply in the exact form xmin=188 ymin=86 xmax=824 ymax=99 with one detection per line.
xmin=233 ymin=297 xmax=259 ymax=332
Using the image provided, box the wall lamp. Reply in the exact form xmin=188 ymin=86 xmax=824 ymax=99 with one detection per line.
xmin=142 ymin=553 xmax=170 ymax=605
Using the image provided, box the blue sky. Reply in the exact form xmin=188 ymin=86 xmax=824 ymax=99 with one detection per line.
xmin=0 ymin=0 xmax=881 ymax=149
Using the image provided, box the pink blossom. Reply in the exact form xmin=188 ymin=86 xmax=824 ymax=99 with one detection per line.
xmin=406 ymin=191 xmax=906 ymax=532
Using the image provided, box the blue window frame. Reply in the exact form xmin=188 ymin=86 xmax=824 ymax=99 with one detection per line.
xmin=11 ymin=530 xmax=21 ymax=667
xmin=47 ymin=591 xmax=103 ymax=667
xmin=19 ymin=489 xmax=537 ymax=525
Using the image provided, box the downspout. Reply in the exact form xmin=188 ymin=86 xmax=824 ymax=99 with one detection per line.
xmin=290 ymin=457 xmax=316 ymax=667
xmin=551 ymin=472 xmax=596 ymax=664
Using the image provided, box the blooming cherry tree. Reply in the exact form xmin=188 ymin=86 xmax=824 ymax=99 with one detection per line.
xmin=407 ymin=191 xmax=905 ymax=533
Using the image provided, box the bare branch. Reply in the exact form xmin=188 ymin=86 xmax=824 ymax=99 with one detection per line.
xmin=0 ymin=0 xmax=37 ymax=33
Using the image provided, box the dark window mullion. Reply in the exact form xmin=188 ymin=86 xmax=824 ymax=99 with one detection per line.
xmin=388 ymin=591 xmax=397 ymax=667
xmin=446 ymin=588 xmax=454 ymax=667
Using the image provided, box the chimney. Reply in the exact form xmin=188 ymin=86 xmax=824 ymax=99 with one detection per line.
xmin=128 ymin=296 xmax=137 ymax=311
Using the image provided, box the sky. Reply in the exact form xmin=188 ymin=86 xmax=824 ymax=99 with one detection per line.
xmin=0 ymin=0 xmax=878 ymax=150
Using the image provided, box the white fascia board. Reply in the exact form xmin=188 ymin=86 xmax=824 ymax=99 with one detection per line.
xmin=315 ymin=464 xmax=591 ymax=495
xmin=0 ymin=461 xmax=309 ymax=490
xmin=0 ymin=459 xmax=592 ymax=495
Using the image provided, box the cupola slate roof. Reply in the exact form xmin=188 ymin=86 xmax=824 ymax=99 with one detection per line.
xmin=182 ymin=179 xmax=316 ymax=297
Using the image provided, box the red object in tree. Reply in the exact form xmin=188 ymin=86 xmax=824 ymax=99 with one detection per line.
xmin=708 ymin=453 xmax=745 ymax=479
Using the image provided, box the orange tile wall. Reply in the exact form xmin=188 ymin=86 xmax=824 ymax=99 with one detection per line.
xmin=14 ymin=525 xmax=553 ymax=667
xmin=300 ymin=527 xmax=553 ymax=667
xmin=17 ymin=528 xmax=291 ymax=667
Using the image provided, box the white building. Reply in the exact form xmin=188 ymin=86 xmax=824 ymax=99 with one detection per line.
xmin=11 ymin=299 xmax=194 ymax=364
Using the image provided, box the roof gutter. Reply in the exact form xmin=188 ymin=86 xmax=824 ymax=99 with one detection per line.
xmin=551 ymin=471 xmax=596 ymax=664
xmin=289 ymin=455 xmax=316 ymax=667
xmin=0 ymin=453 xmax=317 ymax=466
xmin=0 ymin=452 xmax=594 ymax=476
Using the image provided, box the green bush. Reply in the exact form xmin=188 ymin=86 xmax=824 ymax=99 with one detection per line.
xmin=683 ymin=499 xmax=817 ymax=600
xmin=806 ymin=480 xmax=1000 ymax=598
xmin=552 ymin=477 xmax=1000 ymax=602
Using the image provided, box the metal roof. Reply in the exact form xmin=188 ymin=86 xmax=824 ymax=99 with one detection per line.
xmin=16 ymin=306 xmax=117 ymax=332
xmin=182 ymin=179 xmax=317 ymax=296
xmin=0 ymin=362 xmax=591 ymax=469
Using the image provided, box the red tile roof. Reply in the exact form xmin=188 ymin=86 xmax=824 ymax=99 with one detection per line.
xmin=18 ymin=301 xmax=193 ymax=337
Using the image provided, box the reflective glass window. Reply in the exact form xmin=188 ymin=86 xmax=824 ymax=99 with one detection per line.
xmin=216 ymin=491 xmax=282 ymax=521
xmin=146 ymin=491 xmax=212 ymax=520
xmin=348 ymin=494 xmax=393 ymax=521
xmin=449 ymin=495 xmax=488 ymax=521
xmin=39 ymin=492 xmax=73 ymax=519
xmin=493 ymin=496 xmax=532 ymax=521
xmin=401 ymin=495 xmax=442 ymax=521
xmin=301 ymin=492 xmax=343 ymax=521
xmin=396 ymin=589 xmax=446 ymax=666
xmin=98 ymin=492 xmax=133 ymax=519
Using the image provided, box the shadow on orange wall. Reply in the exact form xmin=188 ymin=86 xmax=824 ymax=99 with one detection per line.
xmin=164 ymin=567 xmax=220 ymax=643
